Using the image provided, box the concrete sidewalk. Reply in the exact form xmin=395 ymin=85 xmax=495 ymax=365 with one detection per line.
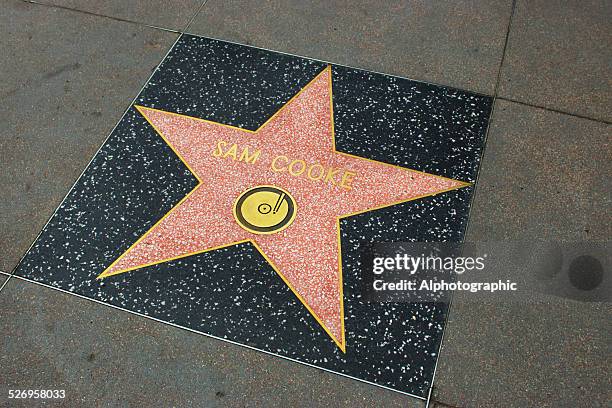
xmin=1 ymin=1 xmax=610 ymax=407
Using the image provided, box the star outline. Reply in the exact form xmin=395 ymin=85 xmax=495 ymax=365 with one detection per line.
xmin=97 ymin=66 xmax=472 ymax=352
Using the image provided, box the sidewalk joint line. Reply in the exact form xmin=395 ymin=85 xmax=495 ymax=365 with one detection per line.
xmin=182 ymin=0 xmax=209 ymax=33
xmin=0 ymin=275 xmax=12 ymax=294
xmin=497 ymin=96 xmax=612 ymax=124
xmin=427 ymin=1 xmax=517 ymax=405
xmin=21 ymin=0 xmax=181 ymax=34
xmin=493 ymin=0 xmax=517 ymax=97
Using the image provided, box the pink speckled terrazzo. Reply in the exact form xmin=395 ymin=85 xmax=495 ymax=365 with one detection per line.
xmin=100 ymin=67 xmax=465 ymax=350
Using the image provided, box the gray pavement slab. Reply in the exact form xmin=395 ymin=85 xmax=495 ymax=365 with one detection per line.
xmin=187 ymin=0 xmax=514 ymax=95
xmin=0 ymin=278 xmax=425 ymax=407
xmin=466 ymin=100 xmax=611 ymax=241
xmin=0 ymin=0 xmax=178 ymax=273
xmin=25 ymin=0 xmax=203 ymax=31
xmin=433 ymin=100 xmax=611 ymax=407
xmin=499 ymin=0 xmax=612 ymax=122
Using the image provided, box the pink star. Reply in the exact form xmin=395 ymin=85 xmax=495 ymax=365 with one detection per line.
xmin=99 ymin=67 xmax=468 ymax=351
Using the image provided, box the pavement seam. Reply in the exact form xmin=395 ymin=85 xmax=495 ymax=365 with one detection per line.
xmin=460 ymin=0 xmax=517 ymax=239
xmin=492 ymin=0 xmax=611 ymax=125
xmin=0 ymin=275 xmax=12 ymax=293
xmin=182 ymin=0 xmax=210 ymax=33
xmin=427 ymin=1 xmax=517 ymax=407
xmin=20 ymin=0 xmax=181 ymax=34
xmin=493 ymin=0 xmax=518 ymax=97
xmin=497 ymin=96 xmax=612 ymax=125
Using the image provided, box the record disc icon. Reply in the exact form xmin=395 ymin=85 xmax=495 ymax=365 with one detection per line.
xmin=233 ymin=185 xmax=297 ymax=234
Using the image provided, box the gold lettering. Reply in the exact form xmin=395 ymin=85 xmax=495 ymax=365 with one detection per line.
xmin=288 ymin=159 xmax=306 ymax=176
xmin=223 ymin=143 xmax=238 ymax=160
xmin=340 ymin=171 xmax=356 ymax=190
xmin=213 ymin=140 xmax=226 ymax=157
xmin=307 ymin=164 xmax=325 ymax=181
xmin=271 ymin=155 xmax=289 ymax=172
xmin=239 ymin=147 xmax=261 ymax=164
xmin=266 ymin=153 xmax=359 ymax=190
xmin=324 ymin=168 xmax=341 ymax=185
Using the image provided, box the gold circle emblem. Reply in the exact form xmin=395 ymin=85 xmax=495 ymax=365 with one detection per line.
xmin=233 ymin=185 xmax=297 ymax=234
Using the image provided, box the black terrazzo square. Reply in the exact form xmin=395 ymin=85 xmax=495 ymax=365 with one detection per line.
xmin=13 ymin=34 xmax=492 ymax=398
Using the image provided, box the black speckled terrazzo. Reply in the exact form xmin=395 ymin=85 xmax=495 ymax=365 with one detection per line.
xmin=14 ymin=34 xmax=492 ymax=398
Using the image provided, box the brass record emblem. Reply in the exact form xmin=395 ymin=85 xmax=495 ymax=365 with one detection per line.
xmin=233 ymin=185 xmax=297 ymax=234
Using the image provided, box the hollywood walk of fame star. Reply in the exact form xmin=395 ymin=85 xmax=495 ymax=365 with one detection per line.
xmin=98 ymin=66 xmax=469 ymax=351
